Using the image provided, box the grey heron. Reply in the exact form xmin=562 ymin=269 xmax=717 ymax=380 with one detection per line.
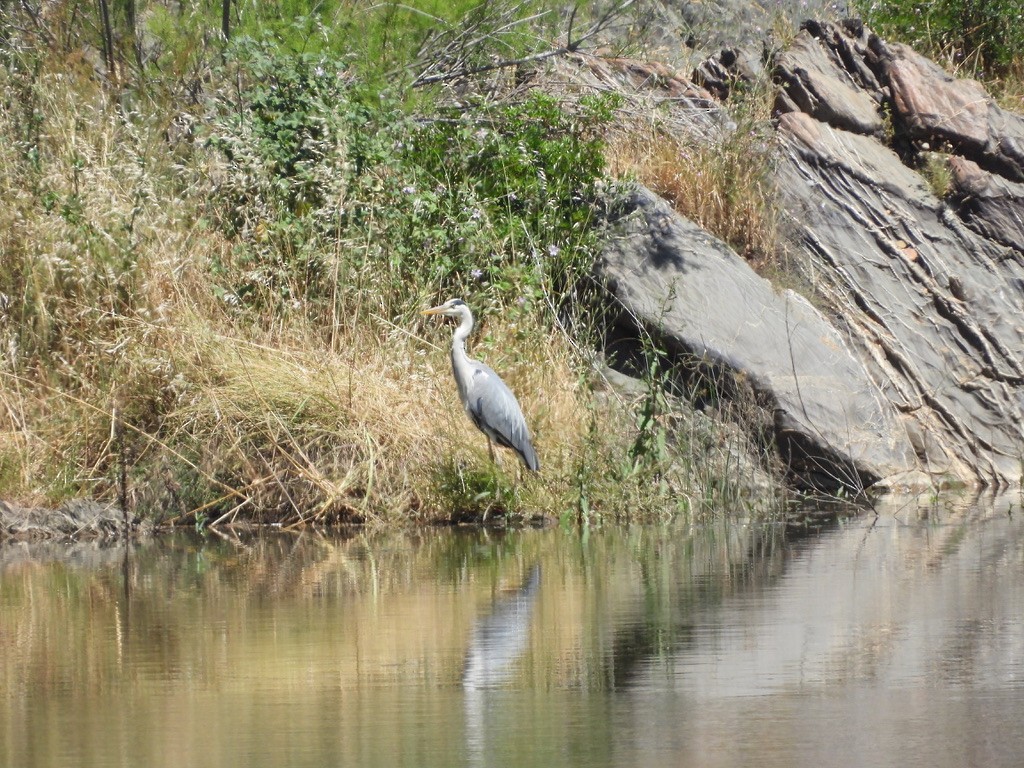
xmin=422 ymin=298 xmax=540 ymax=472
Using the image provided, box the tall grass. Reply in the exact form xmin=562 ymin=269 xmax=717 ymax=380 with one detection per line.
xmin=856 ymin=0 xmax=1024 ymax=79
xmin=855 ymin=0 xmax=1024 ymax=110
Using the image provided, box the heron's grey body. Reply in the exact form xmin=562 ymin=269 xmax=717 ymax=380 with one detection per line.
xmin=423 ymin=299 xmax=540 ymax=472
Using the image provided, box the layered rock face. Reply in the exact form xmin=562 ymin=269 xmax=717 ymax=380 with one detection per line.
xmin=595 ymin=20 xmax=1024 ymax=492
xmin=774 ymin=22 xmax=1024 ymax=489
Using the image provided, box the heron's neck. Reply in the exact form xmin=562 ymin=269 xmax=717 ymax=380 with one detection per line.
xmin=452 ymin=309 xmax=473 ymax=352
xmin=450 ymin=309 xmax=475 ymax=390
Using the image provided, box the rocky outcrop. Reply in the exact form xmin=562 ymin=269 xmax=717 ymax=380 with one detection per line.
xmin=774 ymin=28 xmax=883 ymax=135
xmin=775 ymin=110 xmax=1024 ymax=488
xmin=772 ymin=22 xmax=1024 ymax=489
xmin=593 ymin=19 xmax=1024 ymax=493
xmin=880 ymin=43 xmax=1024 ymax=182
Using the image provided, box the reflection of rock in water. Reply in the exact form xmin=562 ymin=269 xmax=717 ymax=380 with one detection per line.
xmin=463 ymin=564 xmax=541 ymax=690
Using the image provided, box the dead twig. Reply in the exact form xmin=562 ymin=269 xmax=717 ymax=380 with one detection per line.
xmin=411 ymin=0 xmax=634 ymax=89
xmin=16 ymin=0 xmax=57 ymax=47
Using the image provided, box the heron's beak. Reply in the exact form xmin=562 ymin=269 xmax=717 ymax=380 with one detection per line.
xmin=422 ymin=305 xmax=445 ymax=316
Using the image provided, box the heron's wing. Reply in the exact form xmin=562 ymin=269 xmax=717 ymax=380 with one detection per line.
xmin=464 ymin=362 xmax=540 ymax=471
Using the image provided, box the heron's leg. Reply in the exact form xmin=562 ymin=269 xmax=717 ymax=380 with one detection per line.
xmin=484 ymin=437 xmax=505 ymax=517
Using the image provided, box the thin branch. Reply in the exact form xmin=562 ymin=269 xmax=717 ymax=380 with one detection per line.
xmin=18 ymin=0 xmax=56 ymax=46
xmin=465 ymin=9 xmax=549 ymax=50
xmin=412 ymin=0 xmax=634 ymax=89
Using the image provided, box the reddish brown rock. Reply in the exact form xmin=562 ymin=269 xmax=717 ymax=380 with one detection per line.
xmin=948 ymin=156 xmax=1024 ymax=253
xmin=874 ymin=41 xmax=1024 ymax=182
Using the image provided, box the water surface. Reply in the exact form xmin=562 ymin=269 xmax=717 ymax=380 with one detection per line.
xmin=2 ymin=495 xmax=1022 ymax=767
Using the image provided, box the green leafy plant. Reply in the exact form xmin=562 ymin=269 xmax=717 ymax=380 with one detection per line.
xmin=858 ymin=0 xmax=1024 ymax=76
xmin=920 ymin=151 xmax=953 ymax=198
xmin=429 ymin=457 xmax=523 ymax=522
xmin=206 ymin=39 xmax=617 ymax=320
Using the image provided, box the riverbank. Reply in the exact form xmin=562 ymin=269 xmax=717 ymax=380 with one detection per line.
xmin=0 ymin=3 xmax=786 ymax=528
xmin=0 ymin=499 xmax=141 ymax=539
xmin=3 ymin=2 xmax=1022 ymax=528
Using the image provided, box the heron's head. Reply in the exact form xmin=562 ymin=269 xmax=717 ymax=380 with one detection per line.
xmin=422 ymin=298 xmax=468 ymax=319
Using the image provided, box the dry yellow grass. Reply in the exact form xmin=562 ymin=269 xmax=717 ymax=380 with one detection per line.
xmin=603 ymin=82 xmax=780 ymax=267
xmin=0 ymin=186 xmax=611 ymax=523
xmin=1 ymin=268 xmax=605 ymax=524
xmin=171 ymin=292 xmax=604 ymax=515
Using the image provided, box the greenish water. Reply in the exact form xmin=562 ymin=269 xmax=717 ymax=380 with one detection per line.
xmin=2 ymin=495 xmax=1023 ymax=767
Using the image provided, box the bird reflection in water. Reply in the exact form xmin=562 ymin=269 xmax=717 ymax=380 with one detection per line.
xmin=463 ymin=564 xmax=541 ymax=689
xmin=463 ymin=564 xmax=541 ymax=765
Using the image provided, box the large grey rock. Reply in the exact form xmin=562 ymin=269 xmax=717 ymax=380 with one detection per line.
xmin=599 ymin=185 xmax=917 ymax=491
xmin=664 ymin=0 xmax=844 ymax=53
xmin=574 ymin=18 xmax=1024 ymax=493
xmin=768 ymin=22 xmax=1024 ymax=490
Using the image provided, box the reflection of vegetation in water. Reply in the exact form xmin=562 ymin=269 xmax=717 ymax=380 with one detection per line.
xmin=11 ymin=500 xmax=1024 ymax=765
xmin=0 ymin=522 xmax=781 ymax=693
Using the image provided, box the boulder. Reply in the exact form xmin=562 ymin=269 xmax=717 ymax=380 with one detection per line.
xmin=581 ymin=16 xmax=1024 ymax=493
xmin=599 ymin=185 xmax=917 ymax=492
xmin=871 ymin=40 xmax=1024 ymax=182
xmin=693 ymin=47 xmax=764 ymax=100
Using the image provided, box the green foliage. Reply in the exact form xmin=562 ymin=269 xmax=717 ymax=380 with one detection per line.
xmin=405 ymin=91 xmax=617 ymax=304
xmin=627 ymin=354 xmax=671 ymax=474
xmin=920 ymin=151 xmax=953 ymax=198
xmin=429 ymin=458 xmax=524 ymax=522
xmin=205 ymin=39 xmax=616 ymax=318
xmin=337 ymin=0 xmax=537 ymax=80
xmin=205 ymin=40 xmax=356 ymax=308
xmin=858 ymin=0 xmax=1024 ymax=75
xmin=140 ymin=0 xmax=555 ymax=99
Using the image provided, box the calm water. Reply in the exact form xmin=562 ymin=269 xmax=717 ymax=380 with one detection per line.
xmin=2 ymin=495 xmax=1023 ymax=768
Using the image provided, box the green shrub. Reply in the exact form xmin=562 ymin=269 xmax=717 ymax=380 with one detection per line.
xmin=205 ymin=39 xmax=617 ymax=320
xmin=858 ymin=0 xmax=1024 ymax=75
